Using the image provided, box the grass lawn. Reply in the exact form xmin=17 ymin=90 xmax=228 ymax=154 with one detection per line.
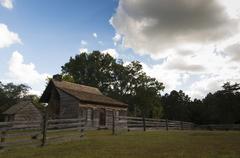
xmin=0 ymin=130 xmax=240 ymax=158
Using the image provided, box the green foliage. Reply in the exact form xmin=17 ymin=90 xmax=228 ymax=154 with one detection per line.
xmin=61 ymin=51 xmax=165 ymax=118
xmin=162 ymin=82 xmax=240 ymax=124
xmin=61 ymin=52 xmax=240 ymax=123
xmin=0 ymin=82 xmax=30 ymax=113
xmin=202 ymin=84 xmax=240 ymax=124
xmin=161 ymin=90 xmax=190 ymax=121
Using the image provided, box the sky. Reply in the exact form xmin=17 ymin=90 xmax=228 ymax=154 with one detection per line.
xmin=0 ymin=0 xmax=240 ymax=99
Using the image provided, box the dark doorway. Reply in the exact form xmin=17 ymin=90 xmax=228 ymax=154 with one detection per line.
xmin=99 ymin=109 xmax=106 ymax=126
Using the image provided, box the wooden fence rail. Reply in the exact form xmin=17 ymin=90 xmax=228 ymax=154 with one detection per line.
xmin=112 ymin=115 xmax=195 ymax=133
xmin=196 ymin=124 xmax=240 ymax=131
xmin=0 ymin=117 xmax=86 ymax=149
xmin=0 ymin=114 xmax=197 ymax=149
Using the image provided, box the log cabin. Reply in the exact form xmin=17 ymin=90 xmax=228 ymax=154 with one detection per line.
xmin=1 ymin=99 xmax=42 ymax=122
xmin=39 ymin=75 xmax=128 ymax=129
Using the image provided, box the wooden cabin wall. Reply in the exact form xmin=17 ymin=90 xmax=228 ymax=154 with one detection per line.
xmin=106 ymin=109 xmax=113 ymax=128
xmin=79 ymin=103 xmax=128 ymax=129
xmin=58 ymin=90 xmax=79 ymax=119
xmin=14 ymin=104 xmax=42 ymax=122
xmin=48 ymin=88 xmax=60 ymax=119
xmin=78 ymin=108 xmax=99 ymax=128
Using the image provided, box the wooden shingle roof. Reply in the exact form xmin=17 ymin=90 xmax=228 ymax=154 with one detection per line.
xmin=53 ymin=80 xmax=102 ymax=96
xmin=2 ymin=101 xmax=32 ymax=115
xmin=40 ymin=79 xmax=128 ymax=108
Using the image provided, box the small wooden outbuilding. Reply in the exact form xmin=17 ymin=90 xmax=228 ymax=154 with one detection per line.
xmin=1 ymin=99 xmax=42 ymax=122
xmin=39 ymin=75 xmax=128 ymax=129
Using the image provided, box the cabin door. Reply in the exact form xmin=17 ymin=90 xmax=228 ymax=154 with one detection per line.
xmin=99 ymin=109 xmax=106 ymax=126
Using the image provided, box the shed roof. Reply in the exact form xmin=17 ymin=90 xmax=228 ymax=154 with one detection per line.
xmin=40 ymin=80 xmax=128 ymax=108
xmin=2 ymin=101 xmax=32 ymax=115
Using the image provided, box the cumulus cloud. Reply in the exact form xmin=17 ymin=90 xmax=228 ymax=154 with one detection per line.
xmin=164 ymin=54 xmax=205 ymax=72
xmin=142 ymin=45 xmax=240 ymax=98
xmin=102 ymin=49 xmax=119 ymax=58
xmin=6 ymin=51 xmax=50 ymax=95
xmin=0 ymin=0 xmax=13 ymax=9
xmin=0 ymin=23 xmax=21 ymax=48
xmin=79 ymin=47 xmax=118 ymax=58
xmin=111 ymin=0 xmax=239 ymax=58
xmin=225 ymin=43 xmax=240 ymax=62
xmin=112 ymin=33 xmax=122 ymax=46
xmin=110 ymin=0 xmax=240 ymax=99
xmin=141 ymin=63 xmax=184 ymax=92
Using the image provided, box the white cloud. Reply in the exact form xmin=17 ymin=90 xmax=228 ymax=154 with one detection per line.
xmin=111 ymin=0 xmax=239 ymax=58
xmin=112 ymin=33 xmax=122 ymax=46
xmin=142 ymin=46 xmax=240 ymax=99
xmin=81 ymin=40 xmax=87 ymax=46
xmin=0 ymin=0 xmax=13 ymax=9
xmin=78 ymin=47 xmax=118 ymax=58
xmin=93 ymin=33 xmax=98 ymax=38
xmin=102 ymin=49 xmax=119 ymax=58
xmin=5 ymin=51 xmax=50 ymax=96
xmin=79 ymin=48 xmax=88 ymax=53
xmin=0 ymin=23 xmax=21 ymax=48
xmin=111 ymin=0 xmax=240 ymax=99
xmin=225 ymin=43 xmax=240 ymax=62
xmin=141 ymin=63 xmax=183 ymax=93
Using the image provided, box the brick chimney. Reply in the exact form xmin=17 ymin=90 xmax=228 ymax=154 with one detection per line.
xmin=52 ymin=74 xmax=62 ymax=81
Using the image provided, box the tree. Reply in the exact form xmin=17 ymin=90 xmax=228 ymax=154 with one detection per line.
xmin=61 ymin=51 xmax=165 ymax=117
xmin=187 ymin=99 xmax=205 ymax=124
xmin=202 ymin=82 xmax=240 ymax=124
xmin=161 ymin=90 xmax=191 ymax=121
xmin=0 ymin=82 xmax=30 ymax=121
xmin=222 ymin=82 xmax=240 ymax=93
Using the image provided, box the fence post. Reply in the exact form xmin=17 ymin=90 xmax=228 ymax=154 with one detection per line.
xmin=79 ymin=108 xmax=84 ymax=138
xmin=165 ymin=119 xmax=168 ymax=131
xmin=112 ymin=111 xmax=116 ymax=135
xmin=0 ymin=130 xmax=6 ymax=149
xmin=142 ymin=115 xmax=146 ymax=131
xmin=80 ymin=118 xmax=84 ymax=138
xmin=41 ymin=109 xmax=48 ymax=147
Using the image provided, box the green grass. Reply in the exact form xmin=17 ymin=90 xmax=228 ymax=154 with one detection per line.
xmin=1 ymin=130 xmax=240 ymax=158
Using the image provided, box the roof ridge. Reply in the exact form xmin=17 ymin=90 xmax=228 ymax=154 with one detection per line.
xmin=52 ymin=80 xmax=103 ymax=95
xmin=58 ymin=87 xmax=127 ymax=107
xmin=60 ymin=80 xmax=98 ymax=89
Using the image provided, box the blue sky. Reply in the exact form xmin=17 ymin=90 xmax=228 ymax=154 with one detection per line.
xmin=1 ymin=0 xmax=240 ymax=98
xmin=1 ymin=0 xmax=118 ymax=72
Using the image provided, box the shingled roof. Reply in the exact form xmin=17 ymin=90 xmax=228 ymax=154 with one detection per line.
xmin=2 ymin=101 xmax=32 ymax=115
xmin=40 ymin=79 xmax=128 ymax=108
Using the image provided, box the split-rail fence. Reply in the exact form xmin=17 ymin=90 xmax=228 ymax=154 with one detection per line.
xmin=0 ymin=114 xmax=194 ymax=149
